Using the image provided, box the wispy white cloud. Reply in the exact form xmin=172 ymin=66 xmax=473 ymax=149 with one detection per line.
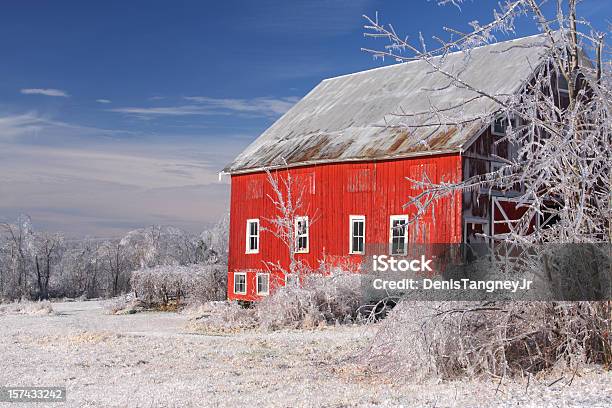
xmin=183 ymin=96 xmax=299 ymax=116
xmin=0 ymin=113 xmax=47 ymax=139
xmin=96 ymin=99 xmax=112 ymax=104
xmin=109 ymin=105 xmax=220 ymax=116
xmin=0 ymin=112 xmax=245 ymax=236
xmin=20 ymin=88 xmax=69 ymax=97
xmin=0 ymin=144 xmax=230 ymax=236
xmin=110 ymin=96 xmax=298 ymax=119
xmin=0 ymin=112 xmax=136 ymax=142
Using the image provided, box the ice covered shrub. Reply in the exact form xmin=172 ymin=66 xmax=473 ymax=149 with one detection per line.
xmin=363 ymin=300 xmax=611 ymax=381
xmin=256 ymin=271 xmax=365 ymax=330
xmin=103 ymin=293 xmax=144 ymax=315
xmin=185 ymin=264 xmax=227 ymax=304
xmin=131 ymin=264 xmax=227 ymax=308
xmin=0 ymin=300 xmax=54 ymax=316
xmin=188 ymin=271 xmax=365 ymax=332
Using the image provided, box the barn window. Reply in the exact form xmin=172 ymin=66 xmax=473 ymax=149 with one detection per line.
xmin=389 ymin=215 xmax=408 ymax=255
xmin=233 ymin=272 xmax=247 ymax=295
xmin=245 ymin=219 xmax=259 ymax=254
xmin=464 ymin=220 xmax=489 ymax=245
xmin=256 ymin=273 xmax=269 ymax=296
xmin=491 ymin=115 xmax=516 ymax=136
xmin=349 ymin=215 xmax=366 ymax=254
xmin=295 ymin=216 xmax=309 ymax=253
xmin=492 ymin=117 xmax=507 ymax=136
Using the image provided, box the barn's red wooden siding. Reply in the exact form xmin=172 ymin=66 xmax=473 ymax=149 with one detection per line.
xmin=227 ymin=154 xmax=463 ymax=301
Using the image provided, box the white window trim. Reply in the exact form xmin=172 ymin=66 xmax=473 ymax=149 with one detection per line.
xmin=245 ymin=219 xmax=260 ymax=254
xmin=349 ymin=215 xmax=366 ymax=254
xmin=389 ymin=215 xmax=409 ymax=255
xmin=256 ymin=273 xmax=270 ymax=296
xmin=233 ymin=272 xmax=247 ymax=295
xmin=294 ymin=216 xmax=309 ymax=254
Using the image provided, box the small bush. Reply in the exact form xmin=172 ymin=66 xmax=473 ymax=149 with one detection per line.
xmin=0 ymin=300 xmax=54 ymax=316
xmin=362 ymin=300 xmax=612 ymax=381
xmin=131 ymin=264 xmax=227 ymax=307
xmin=189 ymin=271 xmax=365 ymax=332
xmin=257 ymin=272 xmax=364 ymax=330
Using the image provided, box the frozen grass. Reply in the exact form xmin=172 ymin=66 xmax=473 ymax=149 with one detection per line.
xmin=185 ymin=301 xmax=258 ymax=334
xmin=0 ymin=300 xmax=54 ymax=316
xmin=0 ymin=300 xmax=610 ymax=407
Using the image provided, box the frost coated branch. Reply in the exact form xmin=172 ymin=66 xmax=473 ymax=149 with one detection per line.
xmin=363 ymin=0 xmax=611 ymax=245
xmin=263 ymin=163 xmax=319 ymax=282
xmin=359 ymin=0 xmax=611 ymax=378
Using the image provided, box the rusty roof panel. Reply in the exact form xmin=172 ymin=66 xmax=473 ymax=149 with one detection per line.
xmin=224 ymin=34 xmax=551 ymax=173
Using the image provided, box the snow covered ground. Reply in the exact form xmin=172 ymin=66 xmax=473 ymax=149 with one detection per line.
xmin=0 ymin=300 xmax=610 ymax=407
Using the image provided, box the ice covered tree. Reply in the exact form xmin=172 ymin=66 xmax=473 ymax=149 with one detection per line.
xmin=32 ymin=232 xmax=64 ymax=300
xmin=200 ymin=212 xmax=230 ymax=264
xmin=97 ymin=239 xmax=130 ymax=297
xmin=360 ymin=0 xmax=611 ymax=377
xmin=264 ymin=167 xmax=319 ymax=285
xmin=362 ymin=0 xmax=610 ymax=246
xmin=58 ymin=239 xmax=104 ymax=298
xmin=0 ymin=215 xmax=35 ymax=299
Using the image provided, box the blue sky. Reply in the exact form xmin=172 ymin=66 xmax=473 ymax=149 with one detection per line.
xmin=0 ymin=0 xmax=609 ymax=237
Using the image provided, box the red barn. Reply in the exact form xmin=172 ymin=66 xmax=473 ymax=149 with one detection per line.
xmin=222 ymin=34 xmax=559 ymax=301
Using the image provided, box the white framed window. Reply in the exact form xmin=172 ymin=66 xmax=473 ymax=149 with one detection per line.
xmin=245 ymin=219 xmax=259 ymax=254
xmin=389 ymin=215 xmax=409 ymax=255
xmin=349 ymin=215 xmax=366 ymax=254
xmin=295 ymin=216 xmax=309 ymax=253
xmin=256 ymin=273 xmax=269 ymax=296
xmin=233 ymin=272 xmax=247 ymax=295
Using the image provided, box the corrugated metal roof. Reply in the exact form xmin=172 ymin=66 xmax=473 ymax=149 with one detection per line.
xmin=224 ymin=34 xmax=551 ymax=174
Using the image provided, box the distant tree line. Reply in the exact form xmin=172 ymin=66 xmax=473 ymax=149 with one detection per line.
xmin=0 ymin=214 xmax=229 ymax=301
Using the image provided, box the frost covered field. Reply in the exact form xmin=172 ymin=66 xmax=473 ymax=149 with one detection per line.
xmin=0 ymin=300 xmax=610 ymax=408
